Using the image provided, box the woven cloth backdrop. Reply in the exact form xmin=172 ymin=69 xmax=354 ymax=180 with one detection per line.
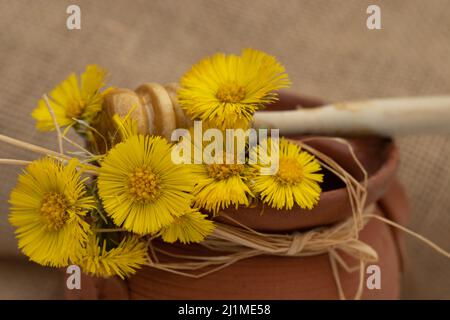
xmin=0 ymin=0 xmax=449 ymax=299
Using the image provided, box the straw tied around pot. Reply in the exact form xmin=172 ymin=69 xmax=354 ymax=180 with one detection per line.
xmin=1 ymin=49 xmax=449 ymax=299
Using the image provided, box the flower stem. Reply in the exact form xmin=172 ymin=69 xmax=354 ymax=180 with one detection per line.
xmin=0 ymin=159 xmax=31 ymax=166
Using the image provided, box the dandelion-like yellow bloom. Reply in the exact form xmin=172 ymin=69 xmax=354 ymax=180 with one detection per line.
xmin=32 ymin=64 xmax=107 ymax=131
xmin=178 ymin=48 xmax=290 ymax=129
xmin=192 ymin=157 xmax=254 ymax=214
xmin=250 ymin=138 xmax=323 ymax=210
xmin=78 ymin=234 xmax=148 ymax=279
xmin=9 ymin=158 xmax=94 ymax=267
xmin=159 ymin=208 xmax=215 ymax=244
xmin=97 ymin=135 xmax=195 ymax=235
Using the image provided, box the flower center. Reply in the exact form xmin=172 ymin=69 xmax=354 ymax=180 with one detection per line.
xmin=128 ymin=167 xmax=160 ymax=201
xmin=216 ymin=82 xmax=246 ymax=103
xmin=66 ymin=100 xmax=86 ymax=119
xmin=207 ymin=163 xmax=245 ymax=180
xmin=40 ymin=192 xmax=68 ymax=230
xmin=276 ymin=157 xmax=304 ymax=185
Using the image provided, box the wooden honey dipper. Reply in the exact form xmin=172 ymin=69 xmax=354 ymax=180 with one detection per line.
xmin=92 ymin=83 xmax=192 ymax=152
xmin=93 ymin=86 xmax=450 ymax=152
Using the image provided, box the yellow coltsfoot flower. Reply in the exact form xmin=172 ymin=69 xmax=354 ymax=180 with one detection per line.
xmin=97 ymin=135 xmax=196 ymax=235
xmin=178 ymin=48 xmax=290 ymax=130
xmin=32 ymin=64 xmax=107 ymax=131
xmin=159 ymin=208 xmax=215 ymax=244
xmin=250 ymin=138 xmax=323 ymax=210
xmin=192 ymin=158 xmax=254 ymax=215
xmin=8 ymin=158 xmax=94 ymax=267
xmin=78 ymin=234 xmax=148 ymax=279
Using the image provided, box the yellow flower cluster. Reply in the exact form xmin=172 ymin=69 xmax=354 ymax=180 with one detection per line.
xmin=190 ymin=136 xmax=323 ymax=214
xmin=9 ymin=48 xmax=324 ymax=279
xmin=9 ymin=140 xmax=215 ymax=278
xmin=10 ymin=66 xmax=215 ymax=278
xmin=178 ymin=49 xmax=323 ymax=214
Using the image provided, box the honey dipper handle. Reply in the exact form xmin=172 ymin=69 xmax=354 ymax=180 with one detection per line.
xmin=253 ymin=96 xmax=450 ymax=136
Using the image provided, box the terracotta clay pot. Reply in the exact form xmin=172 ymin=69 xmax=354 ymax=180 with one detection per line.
xmin=66 ymin=92 xmax=409 ymax=300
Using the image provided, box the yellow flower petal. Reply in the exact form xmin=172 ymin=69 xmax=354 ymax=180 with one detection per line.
xmin=192 ymin=162 xmax=254 ymax=214
xmin=8 ymin=158 xmax=94 ymax=267
xmin=159 ymin=208 xmax=215 ymax=244
xmin=78 ymin=234 xmax=147 ymax=279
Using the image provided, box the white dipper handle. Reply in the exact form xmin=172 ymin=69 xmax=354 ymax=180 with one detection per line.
xmin=253 ymin=96 xmax=450 ymax=136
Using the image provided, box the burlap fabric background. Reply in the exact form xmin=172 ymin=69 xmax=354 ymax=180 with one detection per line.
xmin=0 ymin=0 xmax=449 ymax=299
